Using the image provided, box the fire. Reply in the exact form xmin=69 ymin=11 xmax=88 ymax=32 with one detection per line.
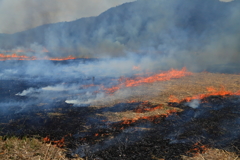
xmin=187 ymin=142 xmax=208 ymax=155
xmin=49 ymin=55 xmax=76 ymax=61
xmin=94 ymin=133 xmax=99 ymax=137
xmin=0 ymin=53 xmax=76 ymax=61
xmin=94 ymin=132 xmax=110 ymax=137
xmin=134 ymin=102 xmax=164 ymax=113
xmin=169 ymin=86 xmax=240 ymax=103
xmin=103 ymin=86 xmax=121 ymax=94
xmin=0 ymin=53 xmax=36 ymax=61
xmin=104 ymin=67 xmax=192 ymax=94
xmin=43 ymin=136 xmax=50 ymax=143
xmin=184 ymin=86 xmax=240 ymax=102
xmin=125 ymin=67 xmax=192 ymax=87
xmin=206 ymin=86 xmax=216 ymax=92
xmin=169 ymin=95 xmax=179 ymax=103
xmin=43 ymin=136 xmax=66 ymax=148
xmin=52 ymin=137 xmax=65 ymax=147
xmin=119 ymin=108 xmax=177 ymax=126
xmin=127 ymin=100 xmax=137 ymax=103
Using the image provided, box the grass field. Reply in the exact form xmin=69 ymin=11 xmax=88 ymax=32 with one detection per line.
xmin=1 ymin=72 xmax=240 ymax=159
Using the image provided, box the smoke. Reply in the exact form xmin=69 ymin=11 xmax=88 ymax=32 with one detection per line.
xmin=16 ymin=87 xmax=36 ymax=96
xmin=0 ymin=0 xmax=240 ymax=111
xmin=186 ymin=99 xmax=200 ymax=109
xmin=6 ymin=54 xmax=162 ymax=107
xmin=0 ymin=0 xmax=135 ymax=34
xmin=0 ymin=0 xmax=239 ymax=73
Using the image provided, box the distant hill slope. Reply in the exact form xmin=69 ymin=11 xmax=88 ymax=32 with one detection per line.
xmin=0 ymin=0 xmax=239 ymax=58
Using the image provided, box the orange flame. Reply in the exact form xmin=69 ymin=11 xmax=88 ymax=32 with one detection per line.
xmin=43 ymin=136 xmax=50 ymax=143
xmin=94 ymin=133 xmax=99 ymax=137
xmin=49 ymin=55 xmax=76 ymax=61
xmin=134 ymin=102 xmax=164 ymax=113
xmin=119 ymin=108 xmax=177 ymax=126
xmin=43 ymin=136 xmax=65 ymax=148
xmin=0 ymin=53 xmax=76 ymax=61
xmin=127 ymin=100 xmax=137 ymax=103
xmin=169 ymin=95 xmax=179 ymax=103
xmin=0 ymin=53 xmax=36 ymax=61
xmin=125 ymin=67 xmax=192 ymax=87
xmin=52 ymin=137 xmax=65 ymax=147
xmin=104 ymin=67 xmax=192 ymax=94
xmin=187 ymin=142 xmax=208 ymax=155
xmin=184 ymin=86 xmax=240 ymax=102
xmin=169 ymin=86 xmax=240 ymax=103
xmin=206 ymin=86 xmax=216 ymax=92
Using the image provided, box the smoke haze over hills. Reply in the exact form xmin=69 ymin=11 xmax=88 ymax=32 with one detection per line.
xmin=0 ymin=0 xmax=135 ymax=34
xmin=0 ymin=0 xmax=239 ymax=72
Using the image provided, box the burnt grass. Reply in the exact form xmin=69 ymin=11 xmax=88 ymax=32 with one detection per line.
xmin=1 ymin=73 xmax=240 ymax=159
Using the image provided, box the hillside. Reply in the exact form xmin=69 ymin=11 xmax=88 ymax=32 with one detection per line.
xmin=0 ymin=0 xmax=239 ymax=59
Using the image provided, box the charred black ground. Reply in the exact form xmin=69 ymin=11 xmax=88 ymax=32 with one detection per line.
xmin=1 ymin=76 xmax=240 ymax=159
xmin=0 ymin=59 xmax=240 ymax=159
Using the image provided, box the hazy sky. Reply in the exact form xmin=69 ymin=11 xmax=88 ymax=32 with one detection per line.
xmin=0 ymin=0 xmax=233 ymax=34
xmin=0 ymin=0 xmax=135 ymax=34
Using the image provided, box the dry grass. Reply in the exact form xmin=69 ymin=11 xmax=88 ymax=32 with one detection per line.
xmin=90 ymin=72 xmax=240 ymax=107
xmin=182 ymin=148 xmax=240 ymax=160
xmin=93 ymin=72 xmax=240 ymax=122
xmin=1 ymin=136 xmax=238 ymax=160
xmin=0 ymin=136 xmax=83 ymax=160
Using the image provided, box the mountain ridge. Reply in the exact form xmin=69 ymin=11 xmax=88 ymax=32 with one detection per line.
xmin=0 ymin=0 xmax=239 ymax=58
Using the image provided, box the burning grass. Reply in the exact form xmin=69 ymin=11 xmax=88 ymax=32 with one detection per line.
xmin=0 ymin=71 xmax=240 ymax=159
xmin=103 ymin=67 xmax=192 ymax=94
xmin=0 ymin=53 xmax=77 ymax=61
xmin=169 ymin=86 xmax=240 ymax=103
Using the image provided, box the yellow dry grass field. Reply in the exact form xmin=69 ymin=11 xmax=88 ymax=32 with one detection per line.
xmin=92 ymin=72 xmax=240 ymax=122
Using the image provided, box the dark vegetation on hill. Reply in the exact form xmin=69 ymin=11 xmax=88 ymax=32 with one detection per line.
xmin=0 ymin=0 xmax=239 ymax=59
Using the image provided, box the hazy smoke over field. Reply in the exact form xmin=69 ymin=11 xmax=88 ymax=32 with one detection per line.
xmin=0 ymin=0 xmax=239 ymax=73
xmin=0 ymin=0 xmax=135 ymax=33
xmin=0 ymin=0 xmax=240 ymax=109
xmin=0 ymin=55 xmax=161 ymax=108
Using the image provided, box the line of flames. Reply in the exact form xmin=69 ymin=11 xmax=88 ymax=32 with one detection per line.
xmin=103 ymin=67 xmax=192 ymax=94
xmin=169 ymin=86 xmax=240 ymax=103
xmin=43 ymin=134 xmax=72 ymax=148
xmin=0 ymin=53 xmax=77 ymax=61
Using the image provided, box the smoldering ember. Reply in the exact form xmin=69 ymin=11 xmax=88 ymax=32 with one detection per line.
xmin=0 ymin=0 xmax=240 ymax=159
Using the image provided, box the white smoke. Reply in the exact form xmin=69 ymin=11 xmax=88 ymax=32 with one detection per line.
xmin=186 ymin=99 xmax=200 ymax=109
xmin=0 ymin=0 xmax=135 ymax=34
xmin=1 ymin=0 xmax=240 ymax=110
xmin=16 ymin=87 xmax=36 ymax=96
